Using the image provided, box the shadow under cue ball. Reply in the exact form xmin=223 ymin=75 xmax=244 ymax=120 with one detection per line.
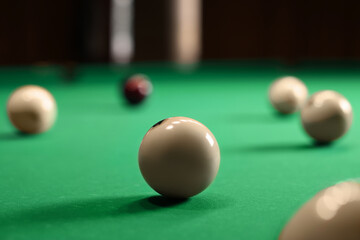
xmin=269 ymin=76 xmax=308 ymax=114
xmin=138 ymin=117 xmax=220 ymax=198
xmin=279 ymin=181 xmax=360 ymax=240
xmin=301 ymin=90 xmax=353 ymax=143
xmin=7 ymin=85 xmax=57 ymax=134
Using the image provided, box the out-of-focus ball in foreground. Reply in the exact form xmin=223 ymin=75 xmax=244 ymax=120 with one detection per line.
xmin=279 ymin=181 xmax=360 ymax=240
xmin=269 ymin=76 xmax=308 ymax=114
xmin=138 ymin=117 xmax=220 ymax=198
xmin=123 ymin=74 xmax=152 ymax=104
xmin=301 ymin=90 xmax=352 ymax=143
xmin=7 ymin=85 xmax=57 ymax=134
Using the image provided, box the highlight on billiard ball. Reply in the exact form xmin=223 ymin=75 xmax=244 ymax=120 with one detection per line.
xmin=122 ymin=74 xmax=153 ymax=104
xmin=279 ymin=181 xmax=360 ymax=240
xmin=269 ymin=76 xmax=308 ymax=114
xmin=6 ymin=85 xmax=57 ymax=134
xmin=301 ymin=90 xmax=353 ymax=143
xmin=138 ymin=117 xmax=220 ymax=198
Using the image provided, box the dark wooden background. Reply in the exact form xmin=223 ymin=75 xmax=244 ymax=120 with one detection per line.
xmin=1 ymin=0 xmax=360 ymax=65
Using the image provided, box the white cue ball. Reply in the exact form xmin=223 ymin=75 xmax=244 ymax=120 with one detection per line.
xmin=269 ymin=76 xmax=308 ymax=114
xmin=301 ymin=90 xmax=353 ymax=143
xmin=7 ymin=85 xmax=57 ymax=134
xmin=279 ymin=181 xmax=360 ymax=240
xmin=138 ymin=117 xmax=220 ymax=198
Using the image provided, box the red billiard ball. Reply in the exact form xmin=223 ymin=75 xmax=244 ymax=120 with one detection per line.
xmin=123 ymin=74 xmax=152 ymax=104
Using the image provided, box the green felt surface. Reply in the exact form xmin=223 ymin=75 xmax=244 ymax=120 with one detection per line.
xmin=0 ymin=62 xmax=360 ymax=240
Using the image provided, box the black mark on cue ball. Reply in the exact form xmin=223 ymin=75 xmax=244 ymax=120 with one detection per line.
xmin=152 ymin=119 xmax=166 ymax=128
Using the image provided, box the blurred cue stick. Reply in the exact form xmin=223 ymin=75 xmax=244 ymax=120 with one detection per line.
xmin=110 ymin=0 xmax=134 ymax=64
xmin=170 ymin=0 xmax=202 ymax=65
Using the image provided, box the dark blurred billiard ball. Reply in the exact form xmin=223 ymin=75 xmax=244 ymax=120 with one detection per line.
xmin=122 ymin=74 xmax=153 ymax=104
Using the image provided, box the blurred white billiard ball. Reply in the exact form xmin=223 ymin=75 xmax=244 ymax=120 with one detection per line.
xmin=301 ymin=90 xmax=353 ymax=143
xmin=269 ymin=76 xmax=308 ymax=114
xmin=138 ymin=117 xmax=220 ymax=198
xmin=280 ymin=181 xmax=360 ymax=240
xmin=7 ymin=85 xmax=57 ymax=134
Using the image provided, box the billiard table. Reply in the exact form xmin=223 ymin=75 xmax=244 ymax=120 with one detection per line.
xmin=0 ymin=62 xmax=359 ymax=240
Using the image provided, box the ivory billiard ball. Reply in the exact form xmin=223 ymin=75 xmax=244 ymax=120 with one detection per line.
xmin=138 ymin=117 xmax=220 ymax=198
xmin=269 ymin=76 xmax=308 ymax=114
xmin=123 ymin=74 xmax=152 ymax=104
xmin=279 ymin=181 xmax=360 ymax=240
xmin=301 ymin=90 xmax=353 ymax=143
xmin=7 ymin=85 xmax=57 ymax=134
